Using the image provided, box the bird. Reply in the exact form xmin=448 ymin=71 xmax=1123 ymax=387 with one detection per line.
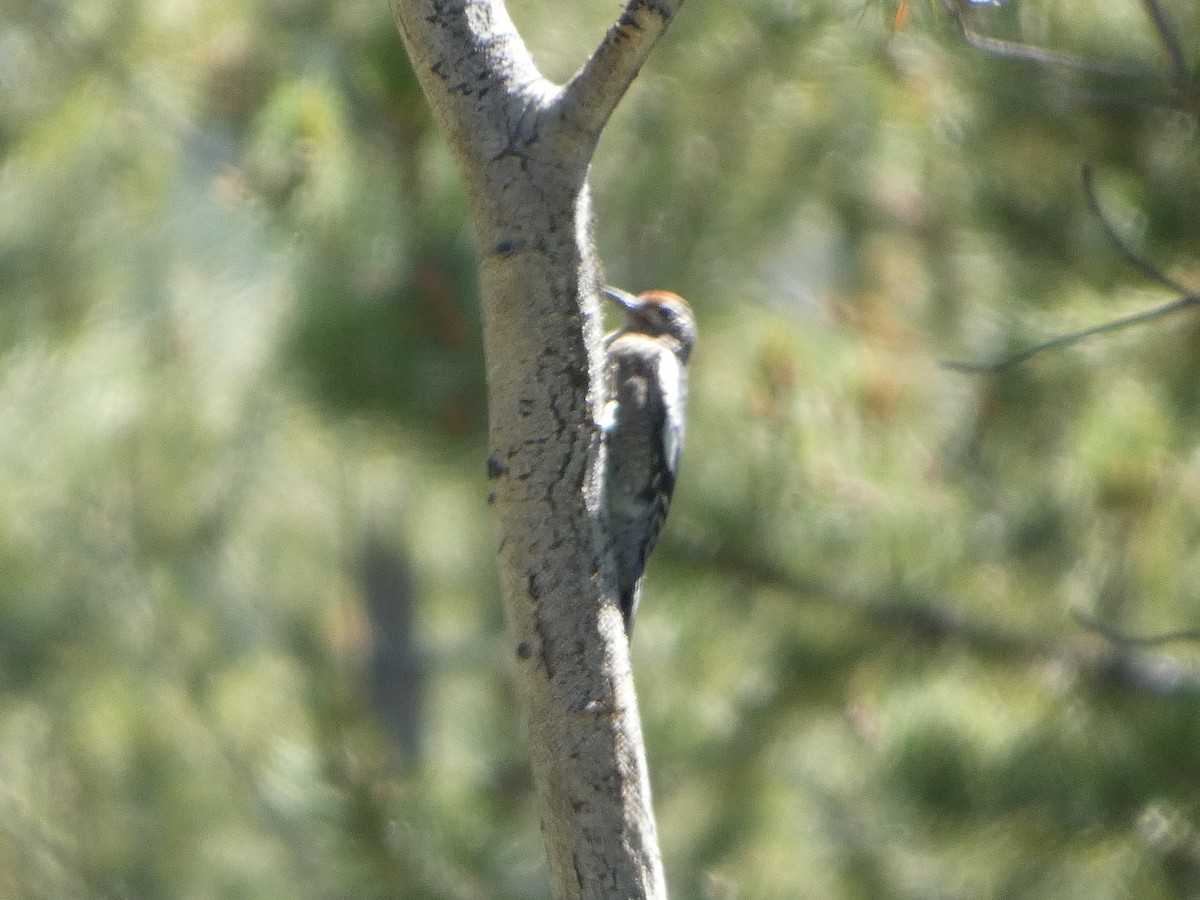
xmin=599 ymin=285 xmax=697 ymax=636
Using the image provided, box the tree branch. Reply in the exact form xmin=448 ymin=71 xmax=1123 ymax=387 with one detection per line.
xmin=939 ymin=296 xmax=1198 ymax=374
xmin=1080 ymin=165 xmax=1190 ymax=295
xmin=390 ymin=0 xmax=553 ymax=167
xmin=939 ymin=0 xmax=1151 ymax=79
xmin=703 ymin=548 xmax=1200 ymax=699
xmin=557 ymin=0 xmax=687 ymax=140
xmin=941 ymin=165 xmax=1199 ymax=374
xmin=1139 ymin=0 xmax=1191 ymax=96
xmin=1072 ymin=609 xmax=1200 ymax=648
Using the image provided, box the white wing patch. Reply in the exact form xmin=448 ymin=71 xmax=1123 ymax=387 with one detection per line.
xmin=657 ymin=351 xmax=686 ymax=475
xmin=598 ymin=398 xmax=619 ymax=433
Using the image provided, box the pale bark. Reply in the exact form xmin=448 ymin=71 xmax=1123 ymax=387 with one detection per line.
xmin=387 ymin=1 xmax=685 ymax=897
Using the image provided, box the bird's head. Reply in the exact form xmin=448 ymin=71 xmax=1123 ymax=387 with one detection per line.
xmin=603 ymin=286 xmax=697 ymax=363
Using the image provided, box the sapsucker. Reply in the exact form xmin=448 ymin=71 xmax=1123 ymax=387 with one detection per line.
xmin=599 ymin=285 xmax=697 ymax=636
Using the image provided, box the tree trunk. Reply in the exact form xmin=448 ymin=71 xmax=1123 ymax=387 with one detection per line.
xmin=388 ymin=1 xmax=685 ymax=896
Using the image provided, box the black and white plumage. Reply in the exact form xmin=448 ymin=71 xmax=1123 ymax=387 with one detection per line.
xmin=599 ymin=286 xmax=697 ymax=636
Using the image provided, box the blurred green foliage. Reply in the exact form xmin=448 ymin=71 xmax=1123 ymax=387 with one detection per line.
xmin=2 ymin=0 xmax=1199 ymax=897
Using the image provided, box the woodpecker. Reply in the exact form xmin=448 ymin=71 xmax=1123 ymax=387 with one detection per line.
xmin=600 ymin=285 xmax=697 ymax=636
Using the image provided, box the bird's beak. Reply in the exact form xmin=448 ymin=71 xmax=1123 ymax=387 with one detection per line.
xmin=602 ymin=285 xmax=641 ymax=312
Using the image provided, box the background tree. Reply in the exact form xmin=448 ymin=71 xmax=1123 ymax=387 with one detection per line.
xmin=0 ymin=0 xmax=1198 ymax=898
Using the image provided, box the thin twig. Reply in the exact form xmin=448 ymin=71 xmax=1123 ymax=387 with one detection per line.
xmin=1073 ymin=609 xmax=1200 ymax=648
xmin=1140 ymin=0 xmax=1192 ymax=96
xmin=940 ymin=0 xmax=1151 ymax=78
xmin=941 ymin=166 xmax=1199 ymax=374
xmin=692 ymin=546 xmax=1200 ymax=698
xmin=940 ymin=295 xmax=1199 ymax=374
xmin=1080 ymin=164 xmax=1190 ymax=294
